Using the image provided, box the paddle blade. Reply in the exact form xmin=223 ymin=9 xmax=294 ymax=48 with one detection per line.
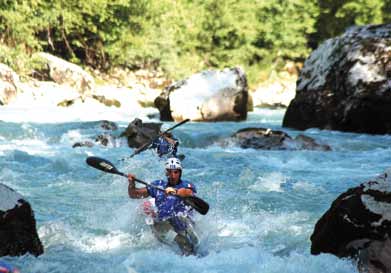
xmin=183 ymin=196 xmax=209 ymax=215
xmin=86 ymin=156 xmax=123 ymax=176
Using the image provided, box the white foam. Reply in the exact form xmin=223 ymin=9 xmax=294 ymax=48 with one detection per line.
xmin=0 ymin=139 xmax=54 ymax=156
xmin=122 ymin=246 xmax=356 ymax=273
xmin=75 ymin=231 xmax=132 ymax=253
xmin=250 ymin=172 xmax=287 ymax=192
xmin=38 ymin=221 xmax=134 ymax=253
xmin=0 ymin=103 xmax=158 ymax=123
xmin=293 ymin=180 xmax=325 ymax=193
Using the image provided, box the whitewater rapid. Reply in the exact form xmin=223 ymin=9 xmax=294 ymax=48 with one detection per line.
xmin=2 ymin=105 xmax=388 ymax=272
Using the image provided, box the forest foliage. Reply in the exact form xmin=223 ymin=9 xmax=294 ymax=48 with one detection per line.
xmin=0 ymin=0 xmax=390 ymax=86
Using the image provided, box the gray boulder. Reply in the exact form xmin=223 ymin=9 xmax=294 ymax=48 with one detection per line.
xmin=36 ymin=52 xmax=95 ymax=97
xmin=155 ymin=67 xmax=248 ymax=122
xmin=0 ymin=183 xmax=43 ymax=257
xmin=283 ymin=24 xmax=391 ymax=134
xmin=120 ymin=118 xmax=162 ymax=148
xmin=310 ymin=168 xmax=391 ymax=273
xmin=72 ymin=119 xmax=162 ymax=149
xmin=231 ymin=128 xmax=331 ymax=151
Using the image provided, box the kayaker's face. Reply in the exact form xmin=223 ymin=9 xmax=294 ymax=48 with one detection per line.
xmin=167 ymin=169 xmax=181 ymax=185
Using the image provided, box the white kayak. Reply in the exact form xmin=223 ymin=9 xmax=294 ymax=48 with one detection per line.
xmin=140 ymin=198 xmax=200 ymax=255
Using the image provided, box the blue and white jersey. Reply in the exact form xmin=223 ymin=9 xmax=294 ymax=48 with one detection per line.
xmin=151 ymin=136 xmax=178 ymax=157
xmin=147 ymin=179 xmax=197 ymax=231
xmin=0 ymin=260 xmax=18 ymax=273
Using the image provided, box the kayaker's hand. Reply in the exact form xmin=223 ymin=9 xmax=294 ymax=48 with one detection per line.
xmin=165 ymin=187 xmax=177 ymax=195
xmin=176 ymin=188 xmax=193 ymax=197
xmin=127 ymin=174 xmax=136 ymax=184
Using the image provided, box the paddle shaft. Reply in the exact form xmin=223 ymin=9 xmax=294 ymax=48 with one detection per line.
xmin=86 ymin=156 xmax=209 ymax=215
xmin=128 ymin=119 xmax=190 ymax=158
xmin=113 ymin=169 xmax=166 ymax=192
xmin=162 ymin=119 xmax=190 ymax=134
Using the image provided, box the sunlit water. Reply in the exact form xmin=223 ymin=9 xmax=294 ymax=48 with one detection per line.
xmin=2 ymin=106 xmax=390 ymax=273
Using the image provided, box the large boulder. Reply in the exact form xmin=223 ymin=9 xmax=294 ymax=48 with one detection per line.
xmin=155 ymin=67 xmax=248 ymax=121
xmin=0 ymin=64 xmax=19 ymax=105
xmin=120 ymin=118 xmax=162 ymax=148
xmin=283 ymin=24 xmax=391 ymax=134
xmin=231 ymin=128 xmax=331 ymax=151
xmin=310 ymin=167 xmax=391 ymax=273
xmin=36 ymin=52 xmax=95 ymax=97
xmin=0 ymin=183 xmax=43 ymax=257
xmin=72 ymin=119 xmax=162 ymax=149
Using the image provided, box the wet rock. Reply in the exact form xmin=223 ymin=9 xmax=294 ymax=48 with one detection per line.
xmin=72 ymin=119 xmax=162 ymax=149
xmin=232 ymin=128 xmax=288 ymax=149
xmin=155 ymin=67 xmax=248 ymax=121
xmin=100 ymin=120 xmax=118 ymax=131
xmin=0 ymin=183 xmax=43 ymax=257
xmin=94 ymin=134 xmax=115 ymax=146
xmin=357 ymin=238 xmax=391 ymax=273
xmin=72 ymin=120 xmax=119 ymax=148
xmin=283 ymin=24 xmax=391 ymax=134
xmin=310 ymin=167 xmax=391 ymax=273
xmin=231 ymin=128 xmax=331 ymax=151
xmin=284 ymin=134 xmax=331 ymax=151
xmin=72 ymin=134 xmax=115 ymax=148
xmin=72 ymin=141 xmax=94 ymax=148
xmin=120 ymin=118 xmax=162 ymax=148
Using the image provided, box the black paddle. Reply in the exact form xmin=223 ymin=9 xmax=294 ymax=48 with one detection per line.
xmin=86 ymin=156 xmax=209 ymax=215
xmin=127 ymin=119 xmax=190 ymax=159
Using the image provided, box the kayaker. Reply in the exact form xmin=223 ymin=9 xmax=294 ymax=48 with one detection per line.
xmin=150 ymin=132 xmax=179 ymax=158
xmin=127 ymin=157 xmax=199 ymax=255
xmin=0 ymin=260 xmax=19 ymax=273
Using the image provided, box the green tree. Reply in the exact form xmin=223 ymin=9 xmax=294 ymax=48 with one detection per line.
xmin=194 ymin=0 xmax=257 ymax=68
xmin=382 ymin=0 xmax=391 ymax=22
xmin=254 ymin=0 xmax=319 ymax=63
xmin=311 ymin=0 xmax=384 ymax=48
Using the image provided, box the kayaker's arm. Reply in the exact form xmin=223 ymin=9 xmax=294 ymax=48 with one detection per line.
xmin=163 ymin=134 xmax=178 ymax=146
xmin=127 ymin=174 xmax=149 ymax=198
xmin=165 ymin=187 xmax=194 ymax=197
xmin=177 ymin=188 xmax=193 ymax=197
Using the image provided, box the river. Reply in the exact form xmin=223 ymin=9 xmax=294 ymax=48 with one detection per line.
xmin=2 ymin=106 xmax=389 ymax=273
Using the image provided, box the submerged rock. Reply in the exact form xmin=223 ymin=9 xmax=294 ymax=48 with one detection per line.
xmin=283 ymin=24 xmax=391 ymax=134
xmin=72 ymin=141 xmax=94 ymax=148
xmin=72 ymin=120 xmax=119 ymax=148
xmin=231 ymin=127 xmax=331 ymax=151
xmin=0 ymin=183 xmax=43 ymax=257
xmin=310 ymin=167 xmax=391 ymax=273
xmin=100 ymin=120 xmax=118 ymax=131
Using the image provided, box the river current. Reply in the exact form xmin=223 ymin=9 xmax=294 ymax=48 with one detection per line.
xmin=2 ymin=106 xmax=390 ymax=273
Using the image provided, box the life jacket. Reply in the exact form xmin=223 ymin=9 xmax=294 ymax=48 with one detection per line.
xmin=0 ymin=260 xmax=19 ymax=273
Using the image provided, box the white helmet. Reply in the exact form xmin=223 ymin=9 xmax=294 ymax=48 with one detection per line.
xmin=165 ymin=157 xmax=182 ymax=170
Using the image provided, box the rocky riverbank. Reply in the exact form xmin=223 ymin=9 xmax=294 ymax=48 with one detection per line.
xmin=0 ymin=53 xmax=297 ymax=122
